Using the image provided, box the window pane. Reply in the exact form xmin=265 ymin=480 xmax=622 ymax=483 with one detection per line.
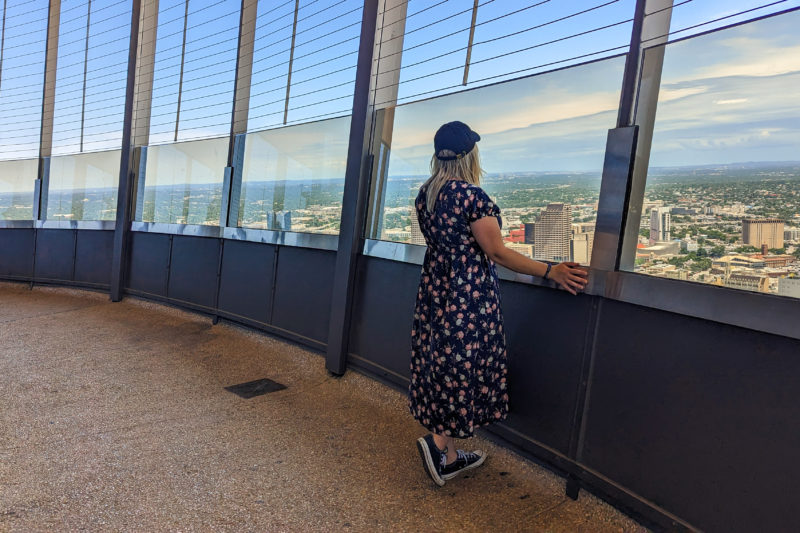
xmin=630 ymin=11 xmax=800 ymax=297
xmin=370 ymin=55 xmax=625 ymax=265
xmin=239 ymin=116 xmax=349 ymax=234
xmin=47 ymin=150 xmax=120 ymax=221
xmin=139 ymin=137 xmax=228 ymax=225
xmin=0 ymin=159 xmax=38 ymax=220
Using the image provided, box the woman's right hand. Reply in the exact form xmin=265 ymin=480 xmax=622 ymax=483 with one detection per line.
xmin=548 ymin=262 xmax=589 ymax=295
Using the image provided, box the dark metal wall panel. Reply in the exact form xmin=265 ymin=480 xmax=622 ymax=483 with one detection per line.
xmin=272 ymin=246 xmax=335 ymax=344
xmin=348 ymin=255 xmax=421 ymax=381
xmin=167 ymin=235 xmax=220 ymax=310
xmin=126 ymin=231 xmax=171 ymax=296
xmin=500 ymin=282 xmax=593 ymax=456
xmin=218 ymin=240 xmax=276 ymax=324
xmin=0 ymin=229 xmax=34 ymax=278
xmin=582 ymin=298 xmax=800 ymax=533
xmin=73 ymin=230 xmax=114 ymax=286
xmin=34 ymin=229 xmax=75 ymax=281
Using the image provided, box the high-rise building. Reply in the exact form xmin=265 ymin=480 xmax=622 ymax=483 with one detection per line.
xmin=524 ymin=223 xmax=535 ymax=244
xmin=649 ymin=207 xmax=671 ymax=244
xmin=410 ymin=205 xmax=426 ymax=246
xmin=778 ymin=277 xmax=800 ymax=298
xmin=534 ymin=203 xmax=571 ymax=262
xmin=742 ymin=218 xmax=784 ymax=249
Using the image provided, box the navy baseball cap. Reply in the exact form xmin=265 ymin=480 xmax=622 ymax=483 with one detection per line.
xmin=434 ymin=121 xmax=480 ymax=161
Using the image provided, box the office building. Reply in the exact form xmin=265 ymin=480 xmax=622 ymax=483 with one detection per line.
xmin=649 ymin=207 xmax=671 ymax=244
xmin=742 ymin=218 xmax=784 ymax=249
xmin=534 ymin=203 xmax=571 ymax=262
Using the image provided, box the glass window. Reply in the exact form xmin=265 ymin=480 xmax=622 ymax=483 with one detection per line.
xmin=51 ymin=0 xmax=132 ymax=155
xmin=47 ymin=150 xmax=120 ymax=221
xmin=138 ymin=136 xmax=228 ymax=225
xmin=239 ymin=116 xmax=349 ymax=234
xmin=628 ymin=11 xmax=800 ymax=298
xmin=0 ymin=159 xmax=39 ymax=220
xmin=0 ymin=1 xmax=49 ymax=159
xmin=369 ymin=55 xmax=625 ymax=266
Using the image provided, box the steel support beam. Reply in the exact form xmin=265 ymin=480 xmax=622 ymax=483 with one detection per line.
xmin=325 ymin=0 xmax=381 ymax=375
xmin=618 ymin=0 xmax=674 ymax=271
xmin=220 ymin=0 xmax=257 ymax=228
xmin=35 ymin=0 xmax=61 ymax=221
xmin=132 ymin=0 xmax=159 ymax=147
xmin=110 ymin=0 xmax=145 ymax=301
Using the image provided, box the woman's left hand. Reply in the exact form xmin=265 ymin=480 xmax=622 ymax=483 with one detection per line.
xmin=548 ymin=262 xmax=589 ymax=295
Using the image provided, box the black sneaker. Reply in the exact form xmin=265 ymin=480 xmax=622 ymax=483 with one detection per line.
xmin=440 ymin=449 xmax=486 ymax=481
xmin=416 ymin=434 xmax=446 ymax=486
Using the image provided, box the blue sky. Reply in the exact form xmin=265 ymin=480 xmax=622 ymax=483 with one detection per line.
xmin=0 ymin=0 xmax=799 ymax=190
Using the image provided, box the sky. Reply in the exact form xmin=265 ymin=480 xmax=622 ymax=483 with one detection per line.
xmin=0 ymin=0 xmax=799 ymax=192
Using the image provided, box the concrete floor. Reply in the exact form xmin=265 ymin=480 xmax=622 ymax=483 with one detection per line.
xmin=0 ymin=282 xmax=649 ymax=532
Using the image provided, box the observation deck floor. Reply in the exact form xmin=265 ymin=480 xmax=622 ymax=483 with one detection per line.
xmin=0 ymin=282 xmax=648 ymax=532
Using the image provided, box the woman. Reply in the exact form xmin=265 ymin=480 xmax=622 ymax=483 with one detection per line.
xmin=410 ymin=121 xmax=588 ymax=486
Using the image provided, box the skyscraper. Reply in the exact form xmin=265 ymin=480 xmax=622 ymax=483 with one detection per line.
xmin=742 ymin=218 xmax=784 ymax=249
xmin=649 ymin=207 xmax=671 ymax=244
xmin=534 ymin=203 xmax=571 ymax=262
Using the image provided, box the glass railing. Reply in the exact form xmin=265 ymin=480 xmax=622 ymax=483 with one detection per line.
xmin=138 ymin=137 xmax=229 ymax=226
xmin=47 ymin=150 xmax=120 ymax=221
xmin=367 ymin=55 xmax=625 ymax=265
xmin=626 ymin=10 xmax=800 ymax=298
xmin=238 ymin=116 xmax=350 ymax=234
xmin=0 ymin=158 xmax=38 ymax=220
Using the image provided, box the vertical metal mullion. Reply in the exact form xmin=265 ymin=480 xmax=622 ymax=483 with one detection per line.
xmin=617 ymin=0 xmax=647 ymax=128
xmin=79 ymin=0 xmax=92 ymax=153
xmin=325 ymin=0 xmax=380 ymax=375
xmin=173 ymin=0 xmax=189 ymax=142
xmin=36 ymin=0 xmax=60 ymax=221
xmin=282 ymin=0 xmax=300 ymax=125
xmin=221 ymin=0 xmax=257 ymax=228
xmin=461 ymin=0 xmax=478 ymax=86
xmin=110 ymin=0 xmax=144 ymax=302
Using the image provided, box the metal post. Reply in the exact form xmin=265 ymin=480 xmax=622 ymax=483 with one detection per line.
xmin=35 ymin=0 xmax=60 ymax=221
xmin=79 ymin=0 xmax=92 ymax=152
xmin=0 ymin=0 xmax=7 ymax=91
xmin=364 ymin=0 xmax=408 ymax=240
xmin=325 ymin=0 xmax=380 ymax=375
xmin=110 ymin=0 xmax=144 ymax=301
xmin=462 ymin=0 xmax=479 ymax=86
xmin=618 ymin=0 xmax=674 ymax=271
xmin=283 ymin=0 xmax=300 ymax=125
xmin=220 ymin=0 xmax=257 ymax=228
xmin=174 ymin=0 xmax=189 ymax=142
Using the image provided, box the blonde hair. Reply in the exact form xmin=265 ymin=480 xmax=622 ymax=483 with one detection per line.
xmin=422 ymin=144 xmax=484 ymax=213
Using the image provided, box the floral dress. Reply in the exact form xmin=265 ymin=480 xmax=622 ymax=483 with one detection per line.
xmin=408 ymin=179 xmax=509 ymax=438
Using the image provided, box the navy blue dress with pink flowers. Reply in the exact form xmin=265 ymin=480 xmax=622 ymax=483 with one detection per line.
xmin=408 ymin=179 xmax=509 ymax=438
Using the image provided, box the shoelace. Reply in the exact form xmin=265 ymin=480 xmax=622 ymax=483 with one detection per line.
xmin=456 ymin=449 xmax=479 ymax=463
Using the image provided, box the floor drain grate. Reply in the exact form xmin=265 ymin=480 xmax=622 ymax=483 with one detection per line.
xmin=225 ymin=378 xmax=287 ymax=398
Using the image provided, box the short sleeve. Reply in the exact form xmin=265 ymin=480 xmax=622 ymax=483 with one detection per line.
xmin=466 ymin=186 xmax=501 ymax=223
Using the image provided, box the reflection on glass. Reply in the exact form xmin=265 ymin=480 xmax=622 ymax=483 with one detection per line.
xmin=370 ymin=56 xmax=625 ymax=265
xmin=0 ymin=159 xmax=38 ymax=220
xmin=47 ymin=150 xmax=120 ymax=221
xmin=631 ymin=11 xmax=800 ymax=298
xmin=239 ymin=117 xmax=349 ymax=234
xmin=139 ymin=137 xmax=228 ymax=225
